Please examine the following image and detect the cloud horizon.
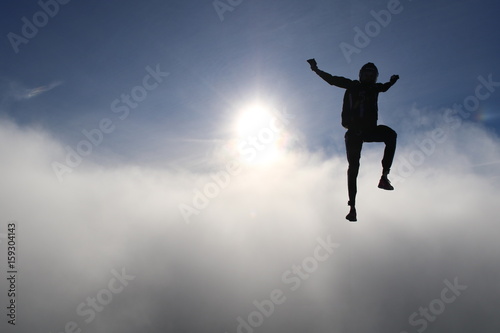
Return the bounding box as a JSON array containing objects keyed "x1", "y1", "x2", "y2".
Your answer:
[{"x1": 1, "y1": 106, "x2": 499, "y2": 332}]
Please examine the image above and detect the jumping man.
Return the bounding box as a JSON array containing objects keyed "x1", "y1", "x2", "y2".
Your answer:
[{"x1": 307, "y1": 59, "x2": 399, "y2": 222}]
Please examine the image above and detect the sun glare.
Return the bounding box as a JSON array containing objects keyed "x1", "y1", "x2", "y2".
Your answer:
[
  {"x1": 230, "y1": 103, "x2": 293, "y2": 166},
  {"x1": 236, "y1": 104, "x2": 274, "y2": 137}
]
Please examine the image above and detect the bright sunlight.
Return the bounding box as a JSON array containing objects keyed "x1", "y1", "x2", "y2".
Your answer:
[{"x1": 231, "y1": 102, "x2": 294, "y2": 166}]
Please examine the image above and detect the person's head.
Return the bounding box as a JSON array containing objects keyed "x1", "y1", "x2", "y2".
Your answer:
[{"x1": 359, "y1": 62, "x2": 379, "y2": 84}]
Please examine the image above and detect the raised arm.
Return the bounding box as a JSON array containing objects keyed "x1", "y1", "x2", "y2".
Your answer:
[
  {"x1": 378, "y1": 75, "x2": 400, "y2": 92},
  {"x1": 307, "y1": 58, "x2": 354, "y2": 89}
]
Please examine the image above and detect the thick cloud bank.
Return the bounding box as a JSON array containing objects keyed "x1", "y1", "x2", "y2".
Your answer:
[{"x1": 0, "y1": 115, "x2": 499, "y2": 333}]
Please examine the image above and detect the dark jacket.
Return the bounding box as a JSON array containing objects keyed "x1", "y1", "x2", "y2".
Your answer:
[{"x1": 314, "y1": 69, "x2": 395, "y2": 130}]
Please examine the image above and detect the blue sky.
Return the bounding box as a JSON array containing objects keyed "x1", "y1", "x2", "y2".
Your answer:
[
  {"x1": 2, "y1": 0, "x2": 499, "y2": 162},
  {"x1": 1, "y1": 1, "x2": 500, "y2": 332}
]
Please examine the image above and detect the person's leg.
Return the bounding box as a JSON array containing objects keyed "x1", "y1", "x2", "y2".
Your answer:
[
  {"x1": 345, "y1": 130, "x2": 363, "y2": 221},
  {"x1": 379, "y1": 125, "x2": 397, "y2": 176},
  {"x1": 363, "y1": 125, "x2": 397, "y2": 189}
]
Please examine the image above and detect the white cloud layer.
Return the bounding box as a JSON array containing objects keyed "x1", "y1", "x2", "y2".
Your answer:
[{"x1": 0, "y1": 113, "x2": 499, "y2": 333}]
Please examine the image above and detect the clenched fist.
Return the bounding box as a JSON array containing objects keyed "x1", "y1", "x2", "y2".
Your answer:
[{"x1": 390, "y1": 75, "x2": 399, "y2": 84}]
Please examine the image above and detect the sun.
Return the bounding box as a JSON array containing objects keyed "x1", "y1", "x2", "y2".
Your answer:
[
  {"x1": 236, "y1": 104, "x2": 275, "y2": 137},
  {"x1": 230, "y1": 102, "x2": 293, "y2": 166}
]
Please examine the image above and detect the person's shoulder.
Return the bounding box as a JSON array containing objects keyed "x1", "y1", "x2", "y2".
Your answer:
[
  {"x1": 374, "y1": 82, "x2": 389, "y2": 91},
  {"x1": 345, "y1": 80, "x2": 361, "y2": 89}
]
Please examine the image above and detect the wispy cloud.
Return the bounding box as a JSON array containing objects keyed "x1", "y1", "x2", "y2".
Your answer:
[
  {"x1": 23, "y1": 80, "x2": 63, "y2": 99},
  {"x1": 1, "y1": 78, "x2": 62, "y2": 103}
]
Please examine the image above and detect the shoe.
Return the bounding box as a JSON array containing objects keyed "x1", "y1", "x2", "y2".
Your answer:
[
  {"x1": 346, "y1": 206, "x2": 357, "y2": 222},
  {"x1": 378, "y1": 176, "x2": 394, "y2": 190}
]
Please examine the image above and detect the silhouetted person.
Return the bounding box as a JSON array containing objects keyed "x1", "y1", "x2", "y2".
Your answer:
[{"x1": 307, "y1": 59, "x2": 399, "y2": 221}]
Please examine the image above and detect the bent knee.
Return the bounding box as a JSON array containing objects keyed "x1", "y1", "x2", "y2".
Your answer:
[
  {"x1": 389, "y1": 129, "x2": 397, "y2": 140},
  {"x1": 382, "y1": 126, "x2": 397, "y2": 140}
]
